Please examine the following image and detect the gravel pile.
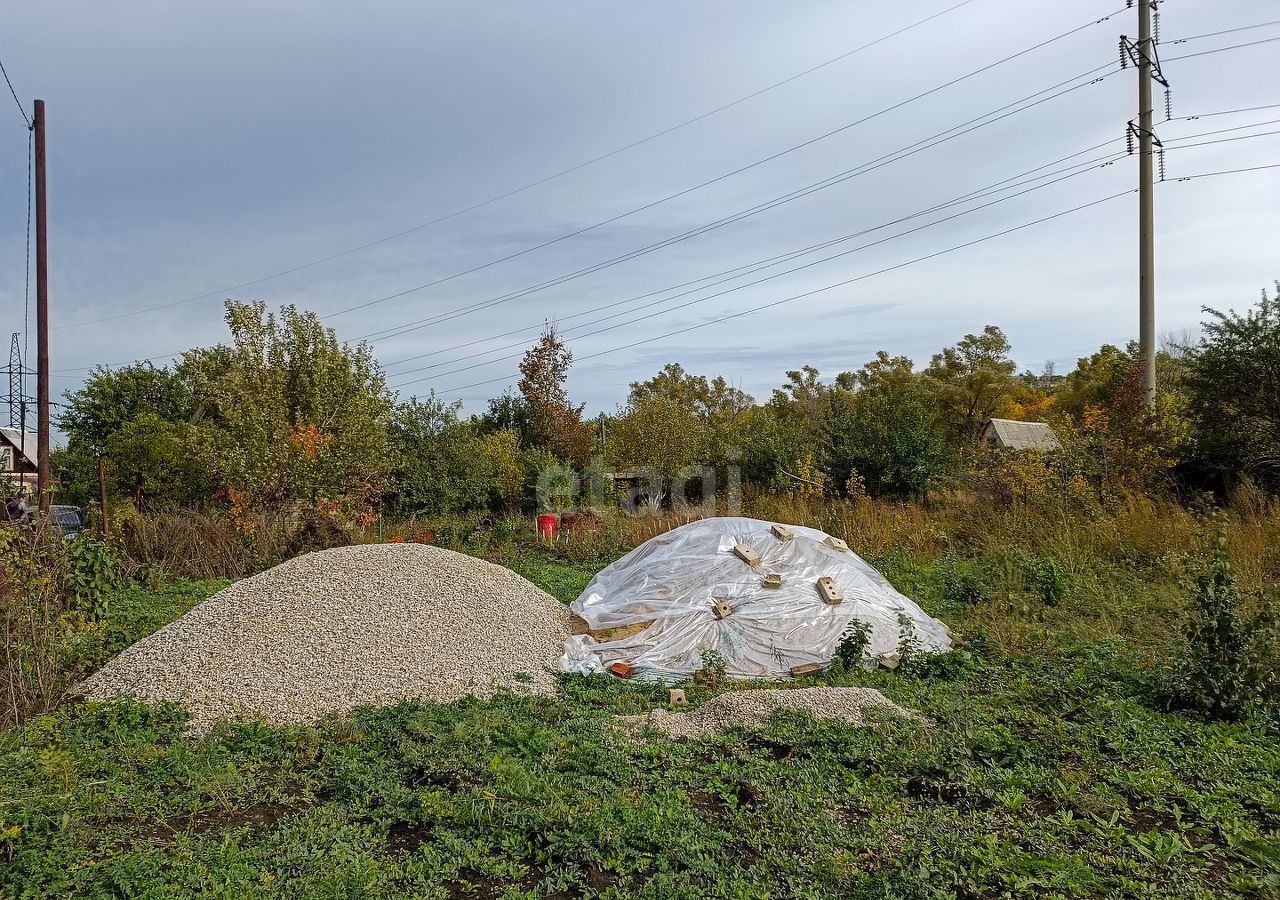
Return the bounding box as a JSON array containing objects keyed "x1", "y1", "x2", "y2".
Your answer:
[
  {"x1": 623, "y1": 687, "x2": 910, "y2": 739},
  {"x1": 76, "y1": 543, "x2": 575, "y2": 731}
]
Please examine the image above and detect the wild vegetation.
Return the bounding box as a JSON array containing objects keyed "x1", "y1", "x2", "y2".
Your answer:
[{"x1": 0, "y1": 285, "x2": 1277, "y2": 896}]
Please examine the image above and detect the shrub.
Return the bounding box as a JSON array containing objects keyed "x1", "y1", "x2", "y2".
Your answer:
[
  {"x1": 940, "y1": 554, "x2": 988, "y2": 606},
  {"x1": 61, "y1": 537, "x2": 122, "y2": 620},
  {"x1": 1021, "y1": 553, "x2": 1070, "y2": 606},
  {"x1": 1168, "y1": 541, "x2": 1271, "y2": 720},
  {"x1": 834, "y1": 621, "x2": 872, "y2": 670}
]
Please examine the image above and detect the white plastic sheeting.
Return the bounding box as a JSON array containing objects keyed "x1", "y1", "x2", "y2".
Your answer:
[{"x1": 560, "y1": 516, "x2": 951, "y2": 681}]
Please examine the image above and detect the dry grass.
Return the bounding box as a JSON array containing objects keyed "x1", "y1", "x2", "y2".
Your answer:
[
  {"x1": 112, "y1": 508, "x2": 286, "y2": 579},
  {"x1": 1, "y1": 530, "x2": 72, "y2": 727}
]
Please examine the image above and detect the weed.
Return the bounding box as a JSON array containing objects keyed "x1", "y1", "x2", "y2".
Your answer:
[{"x1": 834, "y1": 621, "x2": 872, "y2": 670}]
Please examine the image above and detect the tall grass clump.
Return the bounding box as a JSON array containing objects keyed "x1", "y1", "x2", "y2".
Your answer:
[{"x1": 112, "y1": 508, "x2": 285, "y2": 579}]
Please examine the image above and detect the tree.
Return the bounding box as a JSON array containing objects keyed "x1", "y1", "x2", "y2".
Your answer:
[
  {"x1": 517, "y1": 327, "x2": 591, "y2": 464},
  {"x1": 629, "y1": 363, "x2": 753, "y2": 422},
  {"x1": 825, "y1": 355, "x2": 957, "y2": 500},
  {"x1": 58, "y1": 363, "x2": 195, "y2": 456},
  {"x1": 57, "y1": 363, "x2": 205, "y2": 505},
  {"x1": 386, "y1": 392, "x2": 490, "y2": 516},
  {"x1": 610, "y1": 396, "x2": 711, "y2": 480},
  {"x1": 924, "y1": 326, "x2": 1017, "y2": 440},
  {"x1": 479, "y1": 390, "x2": 533, "y2": 446},
  {"x1": 1184, "y1": 285, "x2": 1280, "y2": 491},
  {"x1": 183, "y1": 300, "x2": 393, "y2": 517},
  {"x1": 102, "y1": 413, "x2": 216, "y2": 508}
]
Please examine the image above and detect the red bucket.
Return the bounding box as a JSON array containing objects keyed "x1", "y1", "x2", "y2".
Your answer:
[{"x1": 537, "y1": 513, "x2": 558, "y2": 540}]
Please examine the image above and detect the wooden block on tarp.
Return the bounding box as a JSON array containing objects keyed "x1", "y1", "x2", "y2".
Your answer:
[
  {"x1": 770, "y1": 523, "x2": 794, "y2": 542},
  {"x1": 589, "y1": 620, "x2": 655, "y2": 643},
  {"x1": 879, "y1": 653, "x2": 902, "y2": 671},
  {"x1": 816, "y1": 576, "x2": 844, "y2": 605},
  {"x1": 733, "y1": 543, "x2": 762, "y2": 567},
  {"x1": 668, "y1": 688, "x2": 688, "y2": 707},
  {"x1": 711, "y1": 599, "x2": 734, "y2": 619},
  {"x1": 825, "y1": 536, "x2": 850, "y2": 553},
  {"x1": 789, "y1": 662, "x2": 824, "y2": 678},
  {"x1": 761, "y1": 572, "x2": 783, "y2": 589}
]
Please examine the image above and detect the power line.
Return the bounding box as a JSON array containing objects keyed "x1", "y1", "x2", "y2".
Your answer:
[
  {"x1": 318, "y1": 8, "x2": 1125, "y2": 324},
  {"x1": 57, "y1": 4, "x2": 1126, "y2": 331},
  {"x1": 434, "y1": 190, "x2": 1137, "y2": 396},
  {"x1": 364, "y1": 60, "x2": 1123, "y2": 347},
  {"x1": 1179, "y1": 102, "x2": 1280, "y2": 120},
  {"x1": 0, "y1": 49, "x2": 30, "y2": 128},
  {"x1": 1163, "y1": 34, "x2": 1280, "y2": 63},
  {"x1": 381, "y1": 117, "x2": 1280, "y2": 376},
  {"x1": 68, "y1": 54, "x2": 1126, "y2": 374},
  {"x1": 390, "y1": 149, "x2": 1129, "y2": 384},
  {"x1": 1168, "y1": 161, "x2": 1280, "y2": 182},
  {"x1": 1161, "y1": 19, "x2": 1280, "y2": 45},
  {"x1": 48, "y1": 0, "x2": 988, "y2": 331},
  {"x1": 434, "y1": 156, "x2": 1280, "y2": 398}
]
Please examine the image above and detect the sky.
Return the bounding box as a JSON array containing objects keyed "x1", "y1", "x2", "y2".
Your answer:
[{"x1": 1, "y1": 0, "x2": 1278, "y2": 424}]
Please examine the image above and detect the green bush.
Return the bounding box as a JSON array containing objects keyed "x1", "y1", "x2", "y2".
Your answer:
[
  {"x1": 61, "y1": 538, "x2": 121, "y2": 621},
  {"x1": 834, "y1": 620, "x2": 872, "y2": 670},
  {"x1": 939, "y1": 554, "x2": 989, "y2": 606},
  {"x1": 1021, "y1": 553, "x2": 1070, "y2": 606},
  {"x1": 1169, "y1": 542, "x2": 1271, "y2": 721}
]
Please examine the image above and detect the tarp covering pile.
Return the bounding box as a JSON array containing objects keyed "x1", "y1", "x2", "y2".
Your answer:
[{"x1": 561, "y1": 516, "x2": 951, "y2": 681}]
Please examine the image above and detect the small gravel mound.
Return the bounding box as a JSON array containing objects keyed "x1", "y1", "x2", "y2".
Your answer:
[
  {"x1": 76, "y1": 544, "x2": 574, "y2": 731},
  {"x1": 623, "y1": 687, "x2": 911, "y2": 739}
]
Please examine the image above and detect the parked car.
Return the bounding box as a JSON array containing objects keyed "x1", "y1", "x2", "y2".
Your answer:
[{"x1": 50, "y1": 504, "x2": 88, "y2": 538}]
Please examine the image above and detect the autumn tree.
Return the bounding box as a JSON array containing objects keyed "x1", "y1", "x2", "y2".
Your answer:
[
  {"x1": 183, "y1": 300, "x2": 393, "y2": 517},
  {"x1": 517, "y1": 327, "x2": 592, "y2": 464}
]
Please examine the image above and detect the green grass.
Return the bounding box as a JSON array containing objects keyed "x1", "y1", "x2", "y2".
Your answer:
[{"x1": 1, "y1": 549, "x2": 1277, "y2": 899}]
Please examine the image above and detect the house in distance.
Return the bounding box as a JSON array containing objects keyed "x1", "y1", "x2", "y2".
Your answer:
[{"x1": 977, "y1": 418, "x2": 1062, "y2": 452}]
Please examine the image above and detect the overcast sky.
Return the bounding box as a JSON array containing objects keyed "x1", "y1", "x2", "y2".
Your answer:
[{"x1": 2, "y1": 0, "x2": 1278, "y2": 421}]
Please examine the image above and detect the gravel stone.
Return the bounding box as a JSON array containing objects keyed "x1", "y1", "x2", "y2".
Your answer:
[
  {"x1": 622, "y1": 687, "x2": 911, "y2": 739},
  {"x1": 76, "y1": 544, "x2": 574, "y2": 731}
]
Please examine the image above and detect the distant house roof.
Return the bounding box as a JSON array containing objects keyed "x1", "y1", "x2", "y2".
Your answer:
[
  {"x1": 980, "y1": 418, "x2": 1061, "y2": 451},
  {"x1": 0, "y1": 428, "x2": 38, "y2": 471}
]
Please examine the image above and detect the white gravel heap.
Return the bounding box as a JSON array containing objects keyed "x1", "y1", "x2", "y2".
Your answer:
[
  {"x1": 623, "y1": 687, "x2": 910, "y2": 740},
  {"x1": 77, "y1": 543, "x2": 575, "y2": 731}
]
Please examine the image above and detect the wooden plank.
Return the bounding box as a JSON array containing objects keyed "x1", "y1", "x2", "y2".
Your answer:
[
  {"x1": 733, "y1": 542, "x2": 762, "y2": 567},
  {"x1": 711, "y1": 599, "x2": 734, "y2": 619},
  {"x1": 761, "y1": 572, "x2": 783, "y2": 589},
  {"x1": 789, "y1": 662, "x2": 824, "y2": 677},
  {"x1": 825, "y1": 536, "x2": 850, "y2": 553},
  {"x1": 770, "y1": 523, "x2": 794, "y2": 542}
]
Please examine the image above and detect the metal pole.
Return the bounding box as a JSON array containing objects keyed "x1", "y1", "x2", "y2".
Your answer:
[
  {"x1": 33, "y1": 99, "x2": 51, "y2": 514},
  {"x1": 1137, "y1": 0, "x2": 1156, "y2": 406}
]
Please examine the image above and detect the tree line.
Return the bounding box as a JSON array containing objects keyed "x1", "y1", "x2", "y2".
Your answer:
[{"x1": 52, "y1": 284, "x2": 1280, "y2": 523}]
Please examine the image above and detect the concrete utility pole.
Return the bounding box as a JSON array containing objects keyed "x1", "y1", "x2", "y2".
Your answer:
[
  {"x1": 1137, "y1": 0, "x2": 1156, "y2": 407},
  {"x1": 33, "y1": 99, "x2": 50, "y2": 514}
]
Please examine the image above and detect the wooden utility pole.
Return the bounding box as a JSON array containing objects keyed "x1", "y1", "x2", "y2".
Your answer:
[
  {"x1": 1137, "y1": 0, "x2": 1156, "y2": 407},
  {"x1": 33, "y1": 99, "x2": 50, "y2": 514},
  {"x1": 97, "y1": 457, "x2": 110, "y2": 541}
]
